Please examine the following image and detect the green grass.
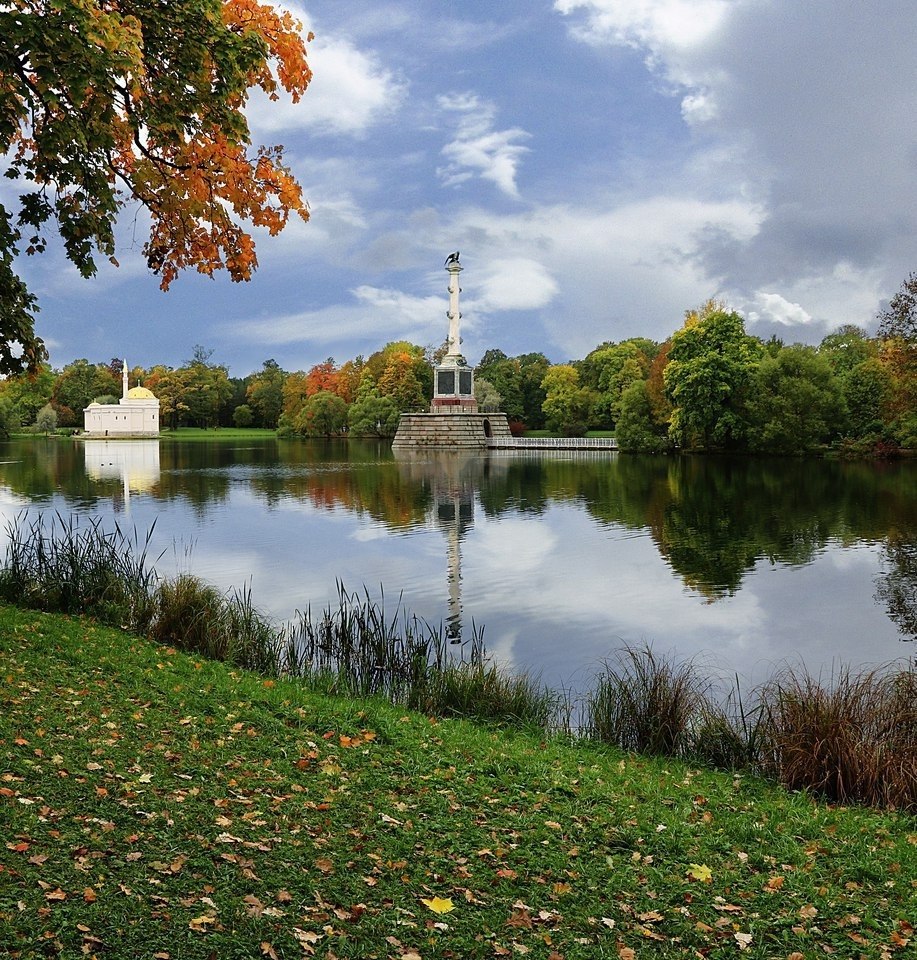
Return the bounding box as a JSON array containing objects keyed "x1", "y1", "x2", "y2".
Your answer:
[
  {"x1": 2, "y1": 606, "x2": 916, "y2": 959},
  {"x1": 159, "y1": 427, "x2": 278, "y2": 440}
]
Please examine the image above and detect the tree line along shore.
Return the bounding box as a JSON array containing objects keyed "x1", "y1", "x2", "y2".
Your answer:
[{"x1": 4, "y1": 287, "x2": 917, "y2": 456}]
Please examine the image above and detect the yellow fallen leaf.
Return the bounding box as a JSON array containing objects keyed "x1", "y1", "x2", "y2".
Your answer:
[
  {"x1": 687, "y1": 863, "x2": 713, "y2": 883},
  {"x1": 420, "y1": 896, "x2": 454, "y2": 914}
]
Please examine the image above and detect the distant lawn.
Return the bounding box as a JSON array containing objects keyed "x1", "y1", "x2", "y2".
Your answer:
[{"x1": 159, "y1": 427, "x2": 277, "y2": 440}]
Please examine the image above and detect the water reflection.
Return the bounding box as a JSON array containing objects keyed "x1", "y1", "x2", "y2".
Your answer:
[
  {"x1": 395, "y1": 452, "x2": 479, "y2": 641},
  {"x1": 0, "y1": 437, "x2": 915, "y2": 684},
  {"x1": 83, "y1": 440, "x2": 160, "y2": 514}
]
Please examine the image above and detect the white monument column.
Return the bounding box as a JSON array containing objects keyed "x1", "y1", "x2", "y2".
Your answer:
[
  {"x1": 431, "y1": 253, "x2": 476, "y2": 411},
  {"x1": 445, "y1": 258, "x2": 463, "y2": 363}
]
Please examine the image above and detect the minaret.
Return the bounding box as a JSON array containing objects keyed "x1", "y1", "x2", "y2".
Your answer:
[{"x1": 122, "y1": 358, "x2": 129, "y2": 400}]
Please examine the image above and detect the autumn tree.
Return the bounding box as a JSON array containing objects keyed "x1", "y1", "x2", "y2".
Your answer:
[
  {"x1": 368, "y1": 342, "x2": 431, "y2": 412},
  {"x1": 541, "y1": 364, "x2": 595, "y2": 437},
  {"x1": 878, "y1": 273, "x2": 917, "y2": 341},
  {"x1": 144, "y1": 365, "x2": 187, "y2": 431},
  {"x1": 304, "y1": 358, "x2": 341, "y2": 398},
  {"x1": 0, "y1": 0, "x2": 312, "y2": 373},
  {"x1": 296, "y1": 390, "x2": 347, "y2": 437}
]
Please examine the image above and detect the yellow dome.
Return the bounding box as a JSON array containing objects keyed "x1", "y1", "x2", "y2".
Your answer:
[{"x1": 126, "y1": 386, "x2": 156, "y2": 400}]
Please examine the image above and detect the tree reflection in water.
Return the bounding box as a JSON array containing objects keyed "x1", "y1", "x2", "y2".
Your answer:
[{"x1": 2, "y1": 436, "x2": 916, "y2": 644}]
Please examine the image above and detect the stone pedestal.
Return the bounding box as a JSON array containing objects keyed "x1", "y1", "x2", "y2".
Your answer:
[
  {"x1": 392, "y1": 412, "x2": 512, "y2": 450},
  {"x1": 431, "y1": 361, "x2": 477, "y2": 412}
]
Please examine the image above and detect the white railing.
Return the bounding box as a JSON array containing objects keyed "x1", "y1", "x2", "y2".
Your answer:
[{"x1": 488, "y1": 436, "x2": 618, "y2": 450}]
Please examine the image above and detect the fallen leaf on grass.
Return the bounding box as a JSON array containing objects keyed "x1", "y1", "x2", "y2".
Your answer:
[
  {"x1": 734, "y1": 931, "x2": 752, "y2": 950},
  {"x1": 421, "y1": 897, "x2": 454, "y2": 914},
  {"x1": 686, "y1": 863, "x2": 712, "y2": 883}
]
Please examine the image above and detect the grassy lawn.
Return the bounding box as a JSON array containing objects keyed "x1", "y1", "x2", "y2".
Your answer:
[
  {"x1": 1, "y1": 605, "x2": 915, "y2": 959},
  {"x1": 159, "y1": 427, "x2": 278, "y2": 441}
]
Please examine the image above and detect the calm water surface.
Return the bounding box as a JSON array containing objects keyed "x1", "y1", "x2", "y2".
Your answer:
[{"x1": 2, "y1": 436, "x2": 915, "y2": 691}]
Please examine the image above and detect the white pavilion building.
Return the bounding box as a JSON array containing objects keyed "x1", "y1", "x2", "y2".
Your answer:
[{"x1": 83, "y1": 360, "x2": 160, "y2": 437}]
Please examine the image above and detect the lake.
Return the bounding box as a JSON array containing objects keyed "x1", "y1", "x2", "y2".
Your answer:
[{"x1": 1, "y1": 436, "x2": 915, "y2": 693}]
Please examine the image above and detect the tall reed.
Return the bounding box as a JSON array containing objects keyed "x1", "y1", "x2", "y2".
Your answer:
[
  {"x1": 584, "y1": 645, "x2": 716, "y2": 758},
  {"x1": 283, "y1": 585, "x2": 557, "y2": 727},
  {"x1": 0, "y1": 512, "x2": 159, "y2": 632},
  {"x1": 757, "y1": 663, "x2": 917, "y2": 809}
]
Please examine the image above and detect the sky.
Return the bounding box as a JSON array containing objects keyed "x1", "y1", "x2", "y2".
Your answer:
[{"x1": 11, "y1": 0, "x2": 917, "y2": 378}]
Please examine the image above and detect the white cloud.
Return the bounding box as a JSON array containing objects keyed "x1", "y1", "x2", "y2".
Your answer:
[
  {"x1": 246, "y1": 19, "x2": 406, "y2": 137},
  {"x1": 229, "y1": 285, "x2": 445, "y2": 352},
  {"x1": 475, "y1": 258, "x2": 559, "y2": 312},
  {"x1": 554, "y1": 0, "x2": 730, "y2": 51},
  {"x1": 746, "y1": 292, "x2": 812, "y2": 328},
  {"x1": 555, "y1": 0, "x2": 917, "y2": 339},
  {"x1": 437, "y1": 93, "x2": 530, "y2": 198},
  {"x1": 440, "y1": 195, "x2": 762, "y2": 356}
]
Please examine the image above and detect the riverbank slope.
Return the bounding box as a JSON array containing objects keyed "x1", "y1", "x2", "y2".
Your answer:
[{"x1": 1, "y1": 605, "x2": 915, "y2": 958}]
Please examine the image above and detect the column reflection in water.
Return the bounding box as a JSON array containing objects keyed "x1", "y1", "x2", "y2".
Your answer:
[
  {"x1": 393, "y1": 451, "x2": 484, "y2": 643},
  {"x1": 82, "y1": 440, "x2": 161, "y2": 513}
]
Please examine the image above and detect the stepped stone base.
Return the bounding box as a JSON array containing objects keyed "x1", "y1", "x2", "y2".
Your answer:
[{"x1": 392, "y1": 412, "x2": 512, "y2": 450}]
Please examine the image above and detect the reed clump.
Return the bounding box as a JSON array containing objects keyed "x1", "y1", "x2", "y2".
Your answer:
[
  {"x1": 757, "y1": 664, "x2": 917, "y2": 809},
  {"x1": 285, "y1": 587, "x2": 556, "y2": 728},
  {"x1": 0, "y1": 512, "x2": 158, "y2": 631},
  {"x1": 584, "y1": 645, "x2": 715, "y2": 758}
]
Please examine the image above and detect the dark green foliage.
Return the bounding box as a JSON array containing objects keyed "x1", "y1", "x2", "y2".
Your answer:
[
  {"x1": 615, "y1": 380, "x2": 671, "y2": 452},
  {"x1": 665, "y1": 309, "x2": 763, "y2": 451},
  {"x1": 747, "y1": 345, "x2": 845, "y2": 454}
]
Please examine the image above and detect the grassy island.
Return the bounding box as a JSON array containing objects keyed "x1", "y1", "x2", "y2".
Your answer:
[{"x1": 2, "y1": 605, "x2": 916, "y2": 959}]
